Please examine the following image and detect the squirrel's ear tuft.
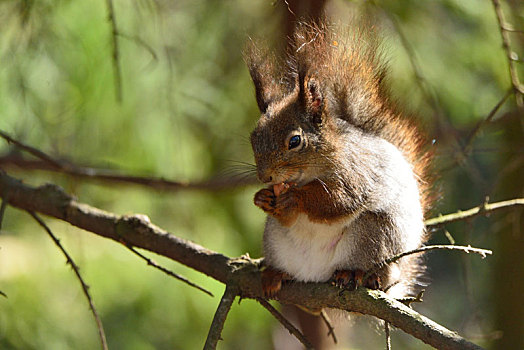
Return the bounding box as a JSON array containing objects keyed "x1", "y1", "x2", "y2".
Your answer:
[
  {"x1": 301, "y1": 76, "x2": 323, "y2": 123},
  {"x1": 244, "y1": 40, "x2": 282, "y2": 114}
]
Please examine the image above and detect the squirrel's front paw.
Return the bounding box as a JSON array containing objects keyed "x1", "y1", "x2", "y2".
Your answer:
[
  {"x1": 255, "y1": 187, "x2": 300, "y2": 226},
  {"x1": 273, "y1": 189, "x2": 299, "y2": 226},
  {"x1": 254, "y1": 188, "x2": 276, "y2": 214}
]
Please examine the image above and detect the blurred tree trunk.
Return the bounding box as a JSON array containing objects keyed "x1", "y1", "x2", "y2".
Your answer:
[
  {"x1": 492, "y1": 108, "x2": 524, "y2": 349},
  {"x1": 273, "y1": 2, "x2": 332, "y2": 348},
  {"x1": 491, "y1": 1, "x2": 524, "y2": 347}
]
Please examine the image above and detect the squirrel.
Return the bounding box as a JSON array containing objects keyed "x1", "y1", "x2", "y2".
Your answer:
[{"x1": 246, "y1": 21, "x2": 431, "y2": 299}]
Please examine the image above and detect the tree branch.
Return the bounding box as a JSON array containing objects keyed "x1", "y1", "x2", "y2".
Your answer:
[
  {"x1": 491, "y1": 0, "x2": 524, "y2": 103},
  {"x1": 0, "y1": 151, "x2": 257, "y2": 191},
  {"x1": 204, "y1": 284, "x2": 238, "y2": 350},
  {"x1": 0, "y1": 130, "x2": 257, "y2": 191},
  {"x1": 425, "y1": 198, "x2": 524, "y2": 228},
  {"x1": 0, "y1": 171, "x2": 483, "y2": 349}
]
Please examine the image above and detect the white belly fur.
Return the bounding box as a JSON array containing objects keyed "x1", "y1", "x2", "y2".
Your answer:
[{"x1": 264, "y1": 213, "x2": 360, "y2": 282}]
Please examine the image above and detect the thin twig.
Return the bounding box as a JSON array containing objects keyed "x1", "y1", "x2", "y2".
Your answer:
[
  {"x1": 125, "y1": 244, "x2": 213, "y2": 297},
  {"x1": 365, "y1": 245, "x2": 492, "y2": 283},
  {"x1": 256, "y1": 298, "x2": 314, "y2": 349},
  {"x1": 117, "y1": 32, "x2": 158, "y2": 63},
  {"x1": 282, "y1": 0, "x2": 297, "y2": 17},
  {"x1": 390, "y1": 245, "x2": 492, "y2": 265},
  {"x1": 386, "y1": 11, "x2": 444, "y2": 121},
  {"x1": 0, "y1": 132, "x2": 257, "y2": 191},
  {"x1": 491, "y1": 0, "x2": 524, "y2": 103},
  {"x1": 425, "y1": 198, "x2": 524, "y2": 228},
  {"x1": 0, "y1": 290, "x2": 7, "y2": 298},
  {"x1": 0, "y1": 130, "x2": 63, "y2": 169},
  {"x1": 385, "y1": 320, "x2": 391, "y2": 350},
  {"x1": 204, "y1": 284, "x2": 238, "y2": 350},
  {"x1": 441, "y1": 89, "x2": 511, "y2": 173},
  {"x1": 105, "y1": 0, "x2": 123, "y2": 102},
  {"x1": 28, "y1": 211, "x2": 108, "y2": 350},
  {"x1": 461, "y1": 89, "x2": 512, "y2": 158},
  {"x1": 0, "y1": 189, "x2": 8, "y2": 231},
  {"x1": 320, "y1": 309, "x2": 337, "y2": 344}
]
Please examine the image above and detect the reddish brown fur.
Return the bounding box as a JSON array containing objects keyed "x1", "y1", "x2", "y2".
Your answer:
[{"x1": 248, "y1": 21, "x2": 432, "y2": 297}]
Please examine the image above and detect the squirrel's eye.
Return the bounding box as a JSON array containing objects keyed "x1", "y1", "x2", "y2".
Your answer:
[{"x1": 288, "y1": 135, "x2": 301, "y2": 150}]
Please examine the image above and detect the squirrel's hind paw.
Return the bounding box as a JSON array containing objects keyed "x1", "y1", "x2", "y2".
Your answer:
[
  {"x1": 331, "y1": 269, "x2": 381, "y2": 290},
  {"x1": 261, "y1": 267, "x2": 286, "y2": 298}
]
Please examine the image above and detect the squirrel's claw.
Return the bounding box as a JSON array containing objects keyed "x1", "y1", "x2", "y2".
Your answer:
[
  {"x1": 364, "y1": 273, "x2": 381, "y2": 290},
  {"x1": 255, "y1": 187, "x2": 299, "y2": 226},
  {"x1": 261, "y1": 267, "x2": 285, "y2": 298},
  {"x1": 331, "y1": 269, "x2": 381, "y2": 290},
  {"x1": 332, "y1": 270, "x2": 357, "y2": 290},
  {"x1": 254, "y1": 188, "x2": 276, "y2": 213},
  {"x1": 272, "y1": 189, "x2": 299, "y2": 226}
]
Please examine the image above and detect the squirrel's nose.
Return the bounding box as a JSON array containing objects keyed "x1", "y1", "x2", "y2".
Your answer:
[{"x1": 257, "y1": 169, "x2": 273, "y2": 183}]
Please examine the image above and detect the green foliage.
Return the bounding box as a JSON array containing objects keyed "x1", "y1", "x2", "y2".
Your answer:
[{"x1": 0, "y1": 0, "x2": 520, "y2": 348}]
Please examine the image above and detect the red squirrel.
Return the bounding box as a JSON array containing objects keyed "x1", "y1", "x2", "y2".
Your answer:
[{"x1": 247, "y1": 22, "x2": 430, "y2": 299}]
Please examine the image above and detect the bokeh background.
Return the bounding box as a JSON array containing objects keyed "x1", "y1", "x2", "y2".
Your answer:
[{"x1": 0, "y1": 0, "x2": 523, "y2": 349}]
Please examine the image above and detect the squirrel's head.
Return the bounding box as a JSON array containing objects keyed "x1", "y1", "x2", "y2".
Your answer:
[
  {"x1": 247, "y1": 21, "x2": 430, "y2": 212},
  {"x1": 249, "y1": 72, "x2": 337, "y2": 185},
  {"x1": 246, "y1": 21, "x2": 391, "y2": 186}
]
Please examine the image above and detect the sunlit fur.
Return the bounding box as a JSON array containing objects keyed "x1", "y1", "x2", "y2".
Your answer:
[{"x1": 248, "y1": 21, "x2": 430, "y2": 297}]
